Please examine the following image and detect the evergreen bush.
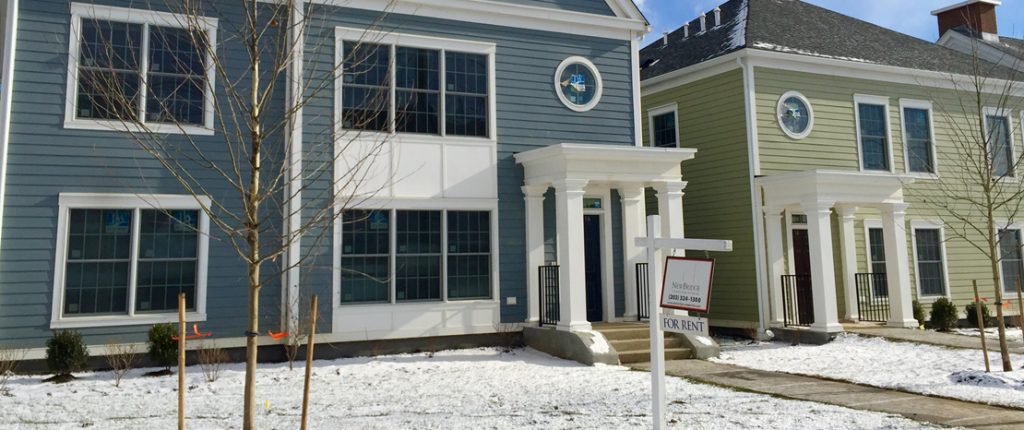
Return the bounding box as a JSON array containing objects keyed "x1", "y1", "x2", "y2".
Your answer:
[
  {"x1": 912, "y1": 300, "x2": 926, "y2": 328},
  {"x1": 929, "y1": 298, "x2": 959, "y2": 331},
  {"x1": 965, "y1": 301, "x2": 996, "y2": 329},
  {"x1": 45, "y1": 330, "x2": 89, "y2": 381},
  {"x1": 148, "y1": 323, "x2": 177, "y2": 371}
]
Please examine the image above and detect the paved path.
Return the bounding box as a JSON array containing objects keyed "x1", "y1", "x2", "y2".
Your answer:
[
  {"x1": 632, "y1": 360, "x2": 1024, "y2": 429},
  {"x1": 846, "y1": 325, "x2": 1024, "y2": 354}
]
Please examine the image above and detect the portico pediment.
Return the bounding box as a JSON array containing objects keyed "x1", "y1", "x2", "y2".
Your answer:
[
  {"x1": 514, "y1": 143, "x2": 696, "y2": 186},
  {"x1": 757, "y1": 169, "x2": 916, "y2": 209}
]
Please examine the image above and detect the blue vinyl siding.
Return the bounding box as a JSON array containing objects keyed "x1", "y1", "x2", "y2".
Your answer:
[
  {"x1": 493, "y1": 0, "x2": 616, "y2": 16},
  {"x1": 0, "y1": 0, "x2": 284, "y2": 348}
]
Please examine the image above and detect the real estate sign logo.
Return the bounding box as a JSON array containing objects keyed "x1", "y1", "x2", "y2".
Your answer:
[{"x1": 660, "y1": 257, "x2": 715, "y2": 313}]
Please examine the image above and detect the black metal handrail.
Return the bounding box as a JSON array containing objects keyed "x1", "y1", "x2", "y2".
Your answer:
[
  {"x1": 855, "y1": 272, "x2": 890, "y2": 323},
  {"x1": 539, "y1": 265, "x2": 560, "y2": 326},
  {"x1": 781, "y1": 274, "x2": 813, "y2": 327},
  {"x1": 636, "y1": 263, "x2": 649, "y2": 320}
]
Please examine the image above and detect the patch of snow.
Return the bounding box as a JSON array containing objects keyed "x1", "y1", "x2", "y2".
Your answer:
[
  {"x1": 694, "y1": 335, "x2": 714, "y2": 346},
  {"x1": 712, "y1": 333, "x2": 1024, "y2": 408},
  {"x1": 581, "y1": 330, "x2": 611, "y2": 354},
  {"x1": 750, "y1": 41, "x2": 876, "y2": 64},
  {"x1": 725, "y1": 0, "x2": 748, "y2": 51},
  {"x1": 954, "y1": 327, "x2": 1024, "y2": 344},
  {"x1": 0, "y1": 347, "x2": 948, "y2": 429}
]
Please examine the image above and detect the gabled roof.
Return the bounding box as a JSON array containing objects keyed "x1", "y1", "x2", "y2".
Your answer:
[
  {"x1": 950, "y1": 26, "x2": 1024, "y2": 62},
  {"x1": 640, "y1": 0, "x2": 1017, "y2": 81}
]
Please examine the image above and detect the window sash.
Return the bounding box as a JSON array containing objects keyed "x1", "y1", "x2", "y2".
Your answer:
[
  {"x1": 903, "y1": 107, "x2": 934, "y2": 173},
  {"x1": 914, "y1": 229, "x2": 946, "y2": 296},
  {"x1": 999, "y1": 229, "x2": 1024, "y2": 293},
  {"x1": 858, "y1": 103, "x2": 890, "y2": 171},
  {"x1": 341, "y1": 39, "x2": 490, "y2": 138},
  {"x1": 62, "y1": 208, "x2": 200, "y2": 318},
  {"x1": 652, "y1": 112, "x2": 677, "y2": 148},
  {"x1": 75, "y1": 18, "x2": 209, "y2": 126},
  {"x1": 987, "y1": 115, "x2": 1014, "y2": 177}
]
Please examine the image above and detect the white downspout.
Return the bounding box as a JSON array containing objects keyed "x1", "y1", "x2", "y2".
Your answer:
[
  {"x1": 739, "y1": 56, "x2": 770, "y2": 339},
  {"x1": 631, "y1": 32, "x2": 644, "y2": 146},
  {"x1": 0, "y1": 0, "x2": 19, "y2": 253},
  {"x1": 284, "y1": 0, "x2": 305, "y2": 334}
]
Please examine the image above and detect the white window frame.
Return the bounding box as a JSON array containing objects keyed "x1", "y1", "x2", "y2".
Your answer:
[
  {"x1": 777, "y1": 91, "x2": 814, "y2": 140},
  {"x1": 334, "y1": 27, "x2": 497, "y2": 143},
  {"x1": 647, "y1": 103, "x2": 679, "y2": 148},
  {"x1": 554, "y1": 56, "x2": 603, "y2": 113},
  {"x1": 861, "y1": 219, "x2": 884, "y2": 273},
  {"x1": 64, "y1": 3, "x2": 218, "y2": 135},
  {"x1": 50, "y1": 193, "x2": 211, "y2": 329},
  {"x1": 909, "y1": 220, "x2": 951, "y2": 301},
  {"x1": 333, "y1": 201, "x2": 500, "y2": 308},
  {"x1": 995, "y1": 221, "x2": 1024, "y2": 294},
  {"x1": 983, "y1": 106, "x2": 1018, "y2": 179},
  {"x1": 854, "y1": 94, "x2": 896, "y2": 173},
  {"x1": 899, "y1": 99, "x2": 939, "y2": 178}
]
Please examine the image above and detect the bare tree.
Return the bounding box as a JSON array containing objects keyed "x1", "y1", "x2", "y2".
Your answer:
[
  {"x1": 72, "y1": 1, "x2": 397, "y2": 426},
  {"x1": 104, "y1": 342, "x2": 138, "y2": 388},
  {"x1": 917, "y1": 36, "x2": 1024, "y2": 372}
]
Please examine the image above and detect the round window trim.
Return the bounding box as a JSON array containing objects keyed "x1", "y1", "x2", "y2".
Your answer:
[
  {"x1": 554, "y1": 56, "x2": 603, "y2": 112},
  {"x1": 777, "y1": 91, "x2": 814, "y2": 140}
]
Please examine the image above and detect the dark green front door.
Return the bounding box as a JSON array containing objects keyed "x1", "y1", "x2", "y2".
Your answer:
[{"x1": 584, "y1": 215, "x2": 603, "y2": 322}]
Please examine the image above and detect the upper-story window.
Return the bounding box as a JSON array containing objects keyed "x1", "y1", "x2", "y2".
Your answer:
[
  {"x1": 984, "y1": 108, "x2": 1015, "y2": 178},
  {"x1": 66, "y1": 3, "x2": 217, "y2": 134},
  {"x1": 338, "y1": 28, "x2": 495, "y2": 139},
  {"x1": 901, "y1": 100, "x2": 936, "y2": 175},
  {"x1": 855, "y1": 95, "x2": 892, "y2": 172},
  {"x1": 648, "y1": 104, "x2": 678, "y2": 148}
]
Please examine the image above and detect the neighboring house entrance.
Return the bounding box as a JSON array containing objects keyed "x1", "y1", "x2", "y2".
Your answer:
[
  {"x1": 584, "y1": 214, "x2": 603, "y2": 322},
  {"x1": 791, "y1": 229, "x2": 815, "y2": 325}
]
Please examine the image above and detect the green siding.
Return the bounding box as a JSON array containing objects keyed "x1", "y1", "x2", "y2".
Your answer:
[
  {"x1": 755, "y1": 67, "x2": 1024, "y2": 313},
  {"x1": 642, "y1": 70, "x2": 760, "y2": 327}
]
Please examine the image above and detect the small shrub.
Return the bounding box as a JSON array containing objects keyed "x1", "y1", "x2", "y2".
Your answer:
[
  {"x1": 197, "y1": 342, "x2": 229, "y2": 383},
  {"x1": 930, "y1": 298, "x2": 959, "y2": 331},
  {"x1": 104, "y1": 343, "x2": 137, "y2": 388},
  {"x1": 965, "y1": 302, "x2": 996, "y2": 329},
  {"x1": 912, "y1": 300, "x2": 926, "y2": 328},
  {"x1": 0, "y1": 347, "x2": 25, "y2": 394},
  {"x1": 147, "y1": 323, "x2": 177, "y2": 373},
  {"x1": 45, "y1": 330, "x2": 89, "y2": 382},
  {"x1": 493, "y1": 323, "x2": 523, "y2": 353}
]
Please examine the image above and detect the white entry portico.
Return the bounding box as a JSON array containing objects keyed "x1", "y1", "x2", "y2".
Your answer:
[
  {"x1": 515, "y1": 143, "x2": 696, "y2": 332},
  {"x1": 758, "y1": 170, "x2": 919, "y2": 334}
]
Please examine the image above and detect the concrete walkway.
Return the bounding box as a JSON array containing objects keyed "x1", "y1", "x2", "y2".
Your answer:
[
  {"x1": 632, "y1": 360, "x2": 1024, "y2": 429},
  {"x1": 846, "y1": 325, "x2": 1024, "y2": 354}
]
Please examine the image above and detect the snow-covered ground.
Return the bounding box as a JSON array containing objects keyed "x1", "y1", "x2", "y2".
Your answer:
[
  {"x1": 712, "y1": 334, "x2": 1024, "y2": 409},
  {"x1": 954, "y1": 327, "x2": 1024, "y2": 344},
  {"x1": 0, "y1": 347, "x2": 946, "y2": 429}
]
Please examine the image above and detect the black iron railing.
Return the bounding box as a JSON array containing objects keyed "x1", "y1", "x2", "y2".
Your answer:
[
  {"x1": 855, "y1": 272, "x2": 890, "y2": 323},
  {"x1": 636, "y1": 262, "x2": 650, "y2": 320},
  {"x1": 781, "y1": 274, "x2": 814, "y2": 327},
  {"x1": 538, "y1": 265, "x2": 560, "y2": 326}
]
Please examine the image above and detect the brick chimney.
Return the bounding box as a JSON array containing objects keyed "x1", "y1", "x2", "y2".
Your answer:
[{"x1": 932, "y1": 0, "x2": 1000, "y2": 42}]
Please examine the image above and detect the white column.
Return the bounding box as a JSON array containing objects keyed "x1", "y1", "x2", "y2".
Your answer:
[
  {"x1": 522, "y1": 184, "x2": 548, "y2": 325},
  {"x1": 554, "y1": 178, "x2": 591, "y2": 331},
  {"x1": 763, "y1": 206, "x2": 786, "y2": 326},
  {"x1": 836, "y1": 205, "x2": 859, "y2": 322},
  {"x1": 620, "y1": 186, "x2": 646, "y2": 321},
  {"x1": 882, "y1": 203, "x2": 917, "y2": 328},
  {"x1": 653, "y1": 181, "x2": 687, "y2": 245},
  {"x1": 801, "y1": 201, "x2": 843, "y2": 333}
]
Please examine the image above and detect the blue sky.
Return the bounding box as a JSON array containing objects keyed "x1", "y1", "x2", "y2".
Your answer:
[{"x1": 636, "y1": 0, "x2": 1024, "y2": 47}]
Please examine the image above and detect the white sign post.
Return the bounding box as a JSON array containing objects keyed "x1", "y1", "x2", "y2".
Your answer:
[{"x1": 636, "y1": 215, "x2": 731, "y2": 430}]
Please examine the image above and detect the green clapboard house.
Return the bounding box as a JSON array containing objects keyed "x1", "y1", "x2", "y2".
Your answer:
[{"x1": 640, "y1": 0, "x2": 1024, "y2": 341}]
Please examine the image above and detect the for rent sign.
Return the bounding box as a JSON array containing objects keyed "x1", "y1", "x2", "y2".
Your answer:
[
  {"x1": 660, "y1": 257, "x2": 714, "y2": 313},
  {"x1": 660, "y1": 314, "x2": 709, "y2": 336}
]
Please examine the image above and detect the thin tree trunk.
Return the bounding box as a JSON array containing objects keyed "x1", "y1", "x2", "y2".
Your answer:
[
  {"x1": 243, "y1": 1, "x2": 263, "y2": 425},
  {"x1": 988, "y1": 210, "x2": 1013, "y2": 371}
]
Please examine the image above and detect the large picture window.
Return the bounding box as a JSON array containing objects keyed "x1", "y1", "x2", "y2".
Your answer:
[
  {"x1": 913, "y1": 227, "x2": 947, "y2": 297},
  {"x1": 339, "y1": 209, "x2": 493, "y2": 304},
  {"x1": 53, "y1": 194, "x2": 209, "y2": 328},
  {"x1": 67, "y1": 3, "x2": 216, "y2": 133},
  {"x1": 338, "y1": 28, "x2": 494, "y2": 139},
  {"x1": 856, "y1": 96, "x2": 891, "y2": 171}
]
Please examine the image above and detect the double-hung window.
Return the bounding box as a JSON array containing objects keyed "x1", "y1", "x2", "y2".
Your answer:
[
  {"x1": 67, "y1": 3, "x2": 216, "y2": 133},
  {"x1": 901, "y1": 100, "x2": 936, "y2": 175},
  {"x1": 866, "y1": 227, "x2": 888, "y2": 296},
  {"x1": 338, "y1": 28, "x2": 494, "y2": 139},
  {"x1": 340, "y1": 209, "x2": 493, "y2": 304},
  {"x1": 999, "y1": 228, "x2": 1024, "y2": 294},
  {"x1": 985, "y1": 108, "x2": 1015, "y2": 178},
  {"x1": 648, "y1": 105, "x2": 678, "y2": 148},
  {"x1": 53, "y1": 194, "x2": 209, "y2": 328},
  {"x1": 912, "y1": 225, "x2": 947, "y2": 297},
  {"x1": 855, "y1": 95, "x2": 892, "y2": 171}
]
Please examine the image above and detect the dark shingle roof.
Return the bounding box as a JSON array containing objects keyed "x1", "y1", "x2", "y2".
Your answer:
[{"x1": 640, "y1": 0, "x2": 1018, "y2": 81}]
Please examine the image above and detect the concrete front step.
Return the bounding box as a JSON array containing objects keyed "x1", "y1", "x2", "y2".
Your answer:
[
  {"x1": 618, "y1": 347, "x2": 692, "y2": 364},
  {"x1": 594, "y1": 326, "x2": 652, "y2": 341},
  {"x1": 608, "y1": 337, "x2": 684, "y2": 351}
]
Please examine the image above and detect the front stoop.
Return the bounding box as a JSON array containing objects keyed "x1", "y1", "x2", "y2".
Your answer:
[{"x1": 591, "y1": 323, "x2": 692, "y2": 364}]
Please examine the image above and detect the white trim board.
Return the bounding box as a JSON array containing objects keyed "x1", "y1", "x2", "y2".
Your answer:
[
  {"x1": 0, "y1": 0, "x2": 18, "y2": 257},
  {"x1": 268, "y1": 0, "x2": 648, "y2": 40},
  {"x1": 50, "y1": 193, "x2": 212, "y2": 329}
]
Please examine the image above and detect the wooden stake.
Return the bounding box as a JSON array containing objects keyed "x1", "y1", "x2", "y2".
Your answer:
[
  {"x1": 178, "y1": 293, "x2": 186, "y2": 430},
  {"x1": 973, "y1": 281, "x2": 991, "y2": 373},
  {"x1": 1016, "y1": 281, "x2": 1024, "y2": 333},
  {"x1": 300, "y1": 295, "x2": 318, "y2": 430}
]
